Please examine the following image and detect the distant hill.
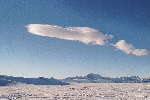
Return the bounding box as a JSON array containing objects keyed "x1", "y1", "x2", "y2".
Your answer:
[
  {"x1": 0, "y1": 75, "x2": 69, "y2": 86},
  {"x1": 60, "y1": 73, "x2": 150, "y2": 83},
  {"x1": 1, "y1": 73, "x2": 150, "y2": 86}
]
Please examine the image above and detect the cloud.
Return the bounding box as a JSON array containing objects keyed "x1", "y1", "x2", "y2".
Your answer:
[
  {"x1": 114, "y1": 40, "x2": 148, "y2": 56},
  {"x1": 26, "y1": 24, "x2": 113, "y2": 45},
  {"x1": 26, "y1": 24, "x2": 148, "y2": 56}
]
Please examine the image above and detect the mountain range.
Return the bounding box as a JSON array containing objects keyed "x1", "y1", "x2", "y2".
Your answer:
[
  {"x1": 60, "y1": 73, "x2": 150, "y2": 83},
  {"x1": 0, "y1": 75, "x2": 69, "y2": 86},
  {"x1": 0, "y1": 73, "x2": 150, "y2": 86}
]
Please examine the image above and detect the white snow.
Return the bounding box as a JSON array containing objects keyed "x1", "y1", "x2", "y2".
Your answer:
[{"x1": 0, "y1": 83, "x2": 150, "y2": 100}]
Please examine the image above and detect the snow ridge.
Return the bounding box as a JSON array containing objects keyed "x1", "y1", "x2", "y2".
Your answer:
[
  {"x1": 60, "y1": 73, "x2": 150, "y2": 83},
  {"x1": 0, "y1": 75, "x2": 69, "y2": 86},
  {"x1": 1, "y1": 73, "x2": 150, "y2": 86}
]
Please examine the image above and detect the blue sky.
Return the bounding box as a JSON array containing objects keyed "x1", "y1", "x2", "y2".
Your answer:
[{"x1": 0, "y1": 0, "x2": 150, "y2": 79}]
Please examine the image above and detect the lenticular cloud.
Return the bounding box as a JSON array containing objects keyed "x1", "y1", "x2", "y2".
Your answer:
[
  {"x1": 26, "y1": 24, "x2": 113, "y2": 45},
  {"x1": 26, "y1": 24, "x2": 148, "y2": 56},
  {"x1": 114, "y1": 40, "x2": 148, "y2": 56}
]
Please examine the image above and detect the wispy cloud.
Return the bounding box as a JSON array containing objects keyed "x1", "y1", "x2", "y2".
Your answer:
[
  {"x1": 26, "y1": 24, "x2": 113, "y2": 45},
  {"x1": 114, "y1": 40, "x2": 148, "y2": 56},
  {"x1": 26, "y1": 24, "x2": 148, "y2": 56}
]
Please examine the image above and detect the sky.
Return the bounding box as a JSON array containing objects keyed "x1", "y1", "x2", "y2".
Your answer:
[{"x1": 0, "y1": 0, "x2": 150, "y2": 79}]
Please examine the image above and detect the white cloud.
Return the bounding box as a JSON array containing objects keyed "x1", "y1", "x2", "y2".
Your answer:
[
  {"x1": 132, "y1": 49, "x2": 149, "y2": 56},
  {"x1": 26, "y1": 24, "x2": 148, "y2": 56},
  {"x1": 26, "y1": 24, "x2": 113, "y2": 45},
  {"x1": 114, "y1": 40, "x2": 148, "y2": 56}
]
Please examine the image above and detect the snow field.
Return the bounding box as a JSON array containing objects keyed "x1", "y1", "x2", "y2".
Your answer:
[{"x1": 0, "y1": 83, "x2": 150, "y2": 100}]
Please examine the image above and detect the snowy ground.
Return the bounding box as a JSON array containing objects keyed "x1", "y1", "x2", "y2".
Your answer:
[{"x1": 0, "y1": 83, "x2": 150, "y2": 100}]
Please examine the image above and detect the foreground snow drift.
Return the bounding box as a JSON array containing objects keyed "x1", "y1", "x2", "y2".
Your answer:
[{"x1": 0, "y1": 83, "x2": 150, "y2": 100}]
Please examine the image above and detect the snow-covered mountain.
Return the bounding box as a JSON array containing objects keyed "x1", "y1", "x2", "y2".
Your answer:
[
  {"x1": 142, "y1": 77, "x2": 150, "y2": 83},
  {"x1": 0, "y1": 75, "x2": 69, "y2": 86},
  {"x1": 112, "y1": 76, "x2": 142, "y2": 83},
  {"x1": 1, "y1": 73, "x2": 149, "y2": 86},
  {"x1": 60, "y1": 73, "x2": 114, "y2": 83},
  {"x1": 60, "y1": 73, "x2": 149, "y2": 83}
]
